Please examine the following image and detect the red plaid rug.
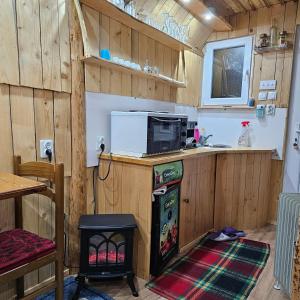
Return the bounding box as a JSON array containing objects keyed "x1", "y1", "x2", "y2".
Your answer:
[{"x1": 147, "y1": 236, "x2": 270, "y2": 300}]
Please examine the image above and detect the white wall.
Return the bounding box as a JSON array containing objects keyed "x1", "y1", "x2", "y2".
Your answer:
[
  {"x1": 86, "y1": 92, "x2": 176, "y2": 167},
  {"x1": 195, "y1": 108, "x2": 287, "y2": 159},
  {"x1": 283, "y1": 26, "x2": 300, "y2": 193},
  {"x1": 86, "y1": 91, "x2": 287, "y2": 166}
]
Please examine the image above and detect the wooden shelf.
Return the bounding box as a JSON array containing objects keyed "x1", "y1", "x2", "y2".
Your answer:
[
  {"x1": 82, "y1": 55, "x2": 186, "y2": 88},
  {"x1": 254, "y1": 45, "x2": 293, "y2": 54},
  {"x1": 80, "y1": 0, "x2": 193, "y2": 51}
]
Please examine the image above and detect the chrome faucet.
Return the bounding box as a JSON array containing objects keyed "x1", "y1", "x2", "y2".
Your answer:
[{"x1": 199, "y1": 134, "x2": 213, "y2": 146}]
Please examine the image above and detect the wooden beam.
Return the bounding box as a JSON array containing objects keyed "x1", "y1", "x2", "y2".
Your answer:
[
  {"x1": 247, "y1": 0, "x2": 257, "y2": 10},
  {"x1": 68, "y1": 0, "x2": 87, "y2": 272},
  {"x1": 174, "y1": 0, "x2": 232, "y2": 31}
]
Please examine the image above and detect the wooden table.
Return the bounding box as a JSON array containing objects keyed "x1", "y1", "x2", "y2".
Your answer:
[{"x1": 0, "y1": 172, "x2": 47, "y2": 200}]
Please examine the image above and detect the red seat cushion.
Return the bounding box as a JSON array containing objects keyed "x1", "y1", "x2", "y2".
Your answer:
[{"x1": 0, "y1": 229, "x2": 56, "y2": 274}]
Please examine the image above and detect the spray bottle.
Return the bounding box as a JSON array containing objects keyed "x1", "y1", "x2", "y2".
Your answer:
[{"x1": 238, "y1": 121, "x2": 251, "y2": 147}]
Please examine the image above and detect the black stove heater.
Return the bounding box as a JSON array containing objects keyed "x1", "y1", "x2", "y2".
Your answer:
[{"x1": 73, "y1": 214, "x2": 138, "y2": 299}]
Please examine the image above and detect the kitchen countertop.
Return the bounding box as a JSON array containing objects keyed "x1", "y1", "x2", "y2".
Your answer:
[{"x1": 100, "y1": 147, "x2": 273, "y2": 166}]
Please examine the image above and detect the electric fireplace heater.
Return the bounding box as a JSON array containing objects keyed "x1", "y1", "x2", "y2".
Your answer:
[{"x1": 73, "y1": 214, "x2": 138, "y2": 299}]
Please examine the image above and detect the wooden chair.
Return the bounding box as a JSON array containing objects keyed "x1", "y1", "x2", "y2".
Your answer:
[{"x1": 0, "y1": 156, "x2": 64, "y2": 299}]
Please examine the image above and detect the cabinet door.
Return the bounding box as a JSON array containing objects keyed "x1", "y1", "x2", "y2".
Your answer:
[
  {"x1": 179, "y1": 155, "x2": 216, "y2": 249},
  {"x1": 179, "y1": 158, "x2": 197, "y2": 248},
  {"x1": 194, "y1": 155, "x2": 216, "y2": 238}
]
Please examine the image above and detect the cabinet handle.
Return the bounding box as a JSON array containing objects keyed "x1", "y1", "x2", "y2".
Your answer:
[{"x1": 183, "y1": 198, "x2": 190, "y2": 203}]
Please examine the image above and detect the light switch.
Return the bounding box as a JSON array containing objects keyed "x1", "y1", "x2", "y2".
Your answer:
[
  {"x1": 267, "y1": 91, "x2": 277, "y2": 100},
  {"x1": 258, "y1": 91, "x2": 267, "y2": 100},
  {"x1": 259, "y1": 80, "x2": 277, "y2": 90}
]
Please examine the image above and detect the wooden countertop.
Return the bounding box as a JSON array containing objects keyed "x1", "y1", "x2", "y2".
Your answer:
[{"x1": 100, "y1": 147, "x2": 273, "y2": 166}]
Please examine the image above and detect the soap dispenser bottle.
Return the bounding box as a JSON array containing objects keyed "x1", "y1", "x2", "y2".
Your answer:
[{"x1": 238, "y1": 121, "x2": 250, "y2": 147}]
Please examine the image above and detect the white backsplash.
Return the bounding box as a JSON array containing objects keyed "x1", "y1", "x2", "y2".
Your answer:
[{"x1": 86, "y1": 92, "x2": 287, "y2": 167}]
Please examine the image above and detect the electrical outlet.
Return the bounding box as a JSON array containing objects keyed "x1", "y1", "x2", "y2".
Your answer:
[
  {"x1": 259, "y1": 80, "x2": 277, "y2": 90},
  {"x1": 266, "y1": 104, "x2": 276, "y2": 115},
  {"x1": 40, "y1": 140, "x2": 53, "y2": 158},
  {"x1": 96, "y1": 136, "x2": 105, "y2": 151},
  {"x1": 267, "y1": 91, "x2": 277, "y2": 100},
  {"x1": 258, "y1": 91, "x2": 267, "y2": 100}
]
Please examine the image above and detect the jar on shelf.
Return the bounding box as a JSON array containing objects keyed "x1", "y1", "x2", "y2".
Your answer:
[
  {"x1": 279, "y1": 31, "x2": 288, "y2": 48},
  {"x1": 259, "y1": 33, "x2": 269, "y2": 48}
]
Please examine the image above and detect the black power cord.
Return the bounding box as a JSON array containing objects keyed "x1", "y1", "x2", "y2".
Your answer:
[{"x1": 92, "y1": 143, "x2": 112, "y2": 214}]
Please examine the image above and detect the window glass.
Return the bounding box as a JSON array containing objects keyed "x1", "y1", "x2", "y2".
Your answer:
[{"x1": 211, "y1": 46, "x2": 245, "y2": 98}]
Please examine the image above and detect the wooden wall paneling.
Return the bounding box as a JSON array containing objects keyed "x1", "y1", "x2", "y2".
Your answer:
[
  {"x1": 33, "y1": 89, "x2": 54, "y2": 282},
  {"x1": 131, "y1": 30, "x2": 140, "y2": 98},
  {"x1": 99, "y1": 14, "x2": 111, "y2": 93},
  {"x1": 257, "y1": 152, "x2": 272, "y2": 228},
  {"x1": 40, "y1": 0, "x2": 62, "y2": 91},
  {"x1": 82, "y1": 5, "x2": 101, "y2": 92},
  {"x1": 176, "y1": 51, "x2": 202, "y2": 106},
  {"x1": 138, "y1": 33, "x2": 148, "y2": 98},
  {"x1": 281, "y1": 1, "x2": 298, "y2": 107},
  {"x1": 233, "y1": 154, "x2": 247, "y2": 228},
  {"x1": 16, "y1": 0, "x2": 43, "y2": 89},
  {"x1": 69, "y1": 0, "x2": 87, "y2": 272},
  {"x1": 163, "y1": 45, "x2": 172, "y2": 101},
  {"x1": 58, "y1": 0, "x2": 72, "y2": 93},
  {"x1": 10, "y1": 86, "x2": 39, "y2": 289},
  {"x1": 297, "y1": 1, "x2": 300, "y2": 25},
  {"x1": 243, "y1": 153, "x2": 261, "y2": 229},
  {"x1": 0, "y1": 83, "x2": 15, "y2": 286},
  {"x1": 214, "y1": 155, "x2": 227, "y2": 229},
  {"x1": 0, "y1": 84, "x2": 14, "y2": 177},
  {"x1": 109, "y1": 18, "x2": 122, "y2": 95},
  {"x1": 268, "y1": 4, "x2": 285, "y2": 104},
  {"x1": 98, "y1": 160, "x2": 115, "y2": 213},
  {"x1": 155, "y1": 42, "x2": 165, "y2": 100},
  {"x1": 170, "y1": 49, "x2": 179, "y2": 101},
  {"x1": 268, "y1": 159, "x2": 284, "y2": 223},
  {"x1": 86, "y1": 167, "x2": 95, "y2": 214},
  {"x1": 121, "y1": 25, "x2": 132, "y2": 96},
  {"x1": 0, "y1": 1, "x2": 19, "y2": 86},
  {"x1": 146, "y1": 38, "x2": 156, "y2": 99},
  {"x1": 54, "y1": 92, "x2": 72, "y2": 176},
  {"x1": 229, "y1": 12, "x2": 250, "y2": 38},
  {"x1": 223, "y1": 154, "x2": 235, "y2": 228}
]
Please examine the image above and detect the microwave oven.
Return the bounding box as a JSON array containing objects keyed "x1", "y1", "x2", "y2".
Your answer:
[{"x1": 111, "y1": 111, "x2": 188, "y2": 157}]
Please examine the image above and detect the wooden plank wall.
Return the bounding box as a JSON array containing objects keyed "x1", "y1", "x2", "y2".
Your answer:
[
  {"x1": 0, "y1": 0, "x2": 71, "y2": 93},
  {"x1": 0, "y1": 0, "x2": 72, "y2": 298},
  {"x1": 0, "y1": 84, "x2": 72, "y2": 298},
  {"x1": 82, "y1": 4, "x2": 212, "y2": 104},
  {"x1": 207, "y1": 1, "x2": 299, "y2": 108}
]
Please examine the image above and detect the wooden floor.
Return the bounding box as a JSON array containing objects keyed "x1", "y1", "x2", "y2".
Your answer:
[{"x1": 90, "y1": 225, "x2": 289, "y2": 300}]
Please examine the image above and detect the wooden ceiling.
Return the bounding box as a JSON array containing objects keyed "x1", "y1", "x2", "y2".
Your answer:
[{"x1": 203, "y1": 0, "x2": 298, "y2": 17}]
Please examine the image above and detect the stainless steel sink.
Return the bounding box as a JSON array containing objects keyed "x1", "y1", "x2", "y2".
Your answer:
[{"x1": 207, "y1": 144, "x2": 232, "y2": 148}]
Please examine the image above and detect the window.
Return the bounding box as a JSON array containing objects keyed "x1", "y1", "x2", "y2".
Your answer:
[{"x1": 201, "y1": 36, "x2": 253, "y2": 106}]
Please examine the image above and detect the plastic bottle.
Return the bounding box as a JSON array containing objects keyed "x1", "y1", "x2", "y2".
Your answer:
[
  {"x1": 238, "y1": 121, "x2": 250, "y2": 147},
  {"x1": 194, "y1": 126, "x2": 200, "y2": 144}
]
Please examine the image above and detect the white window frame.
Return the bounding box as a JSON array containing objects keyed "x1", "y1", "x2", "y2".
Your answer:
[{"x1": 201, "y1": 36, "x2": 253, "y2": 106}]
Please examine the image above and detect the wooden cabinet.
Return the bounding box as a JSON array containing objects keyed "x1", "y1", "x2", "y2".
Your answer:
[
  {"x1": 179, "y1": 155, "x2": 216, "y2": 249},
  {"x1": 214, "y1": 152, "x2": 272, "y2": 230}
]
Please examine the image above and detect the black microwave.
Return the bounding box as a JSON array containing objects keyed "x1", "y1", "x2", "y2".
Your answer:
[{"x1": 111, "y1": 111, "x2": 188, "y2": 157}]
